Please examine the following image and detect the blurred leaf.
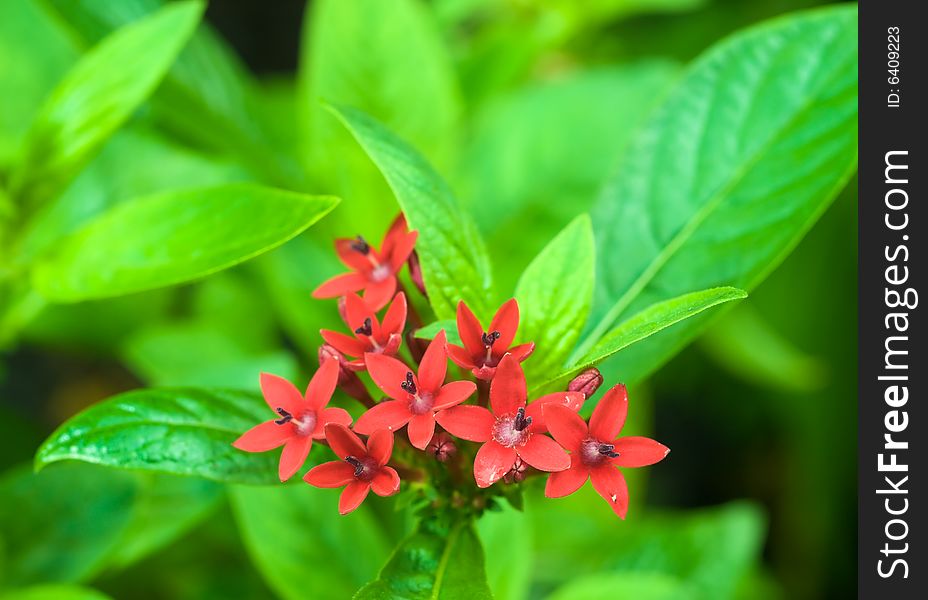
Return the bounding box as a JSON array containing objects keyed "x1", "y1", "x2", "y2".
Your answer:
[
  {"x1": 327, "y1": 104, "x2": 492, "y2": 320},
  {"x1": 31, "y1": 183, "x2": 338, "y2": 302},
  {"x1": 229, "y1": 483, "x2": 391, "y2": 600},
  {"x1": 413, "y1": 320, "x2": 461, "y2": 346},
  {"x1": 35, "y1": 388, "x2": 279, "y2": 484},
  {"x1": 547, "y1": 573, "x2": 690, "y2": 600},
  {"x1": 0, "y1": 463, "x2": 135, "y2": 586},
  {"x1": 355, "y1": 520, "x2": 492, "y2": 599},
  {"x1": 11, "y1": 1, "x2": 204, "y2": 205},
  {"x1": 515, "y1": 214, "x2": 594, "y2": 382},
  {"x1": 533, "y1": 287, "x2": 745, "y2": 393},
  {"x1": 0, "y1": 584, "x2": 112, "y2": 600},
  {"x1": 477, "y1": 504, "x2": 531, "y2": 600},
  {"x1": 579, "y1": 7, "x2": 858, "y2": 371}
]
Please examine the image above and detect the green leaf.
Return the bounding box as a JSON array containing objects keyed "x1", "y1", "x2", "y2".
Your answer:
[
  {"x1": 515, "y1": 214, "x2": 594, "y2": 382},
  {"x1": 0, "y1": 585, "x2": 112, "y2": 600},
  {"x1": 327, "y1": 104, "x2": 492, "y2": 320},
  {"x1": 229, "y1": 484, "x2": 391, "y2": 600},
  {"x1": 477, "y1": 504, "x2": 531, "y2": 600},
  {"x1": 30, "y1": 183, "x2": 338, "y2": 302},
  {"x1": 413, "y1": 320, "x2": 461, "y2": 347},
  {"x1": 355, "y1": 520, "x2": 493, "y2": 599},
  {"x1": 11, "y1": 1, "x2": 204, "y2": 205},
  {"x1": 35, "y1": 388, "x2": 279, "y2": 484},
  {"x1": 547, "y1": 573, "x2": 690, "y2": 600},
  {"x1": 533, "y1": 287, "x2": 745, "y2": 393}
]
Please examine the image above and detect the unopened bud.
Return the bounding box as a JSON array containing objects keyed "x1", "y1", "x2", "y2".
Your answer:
[
  {"x1": 427, "y1": 432, "x2": 457, "y2": 462},
  {"x1": 503, "y1": 457, "x2": 528, "y2": 484},
  {"x1": 336, "y1": 296, "x2": 349, "y2": 325},
  {"x1": 568, "y1": 367, "x2": 603, "y2": 397},
  {"x1": 408, "y1": 250, "x2": 427, "y2": 297},
  {"x1": 318, "y1": 344, "x2": 351, "y2": 385}
]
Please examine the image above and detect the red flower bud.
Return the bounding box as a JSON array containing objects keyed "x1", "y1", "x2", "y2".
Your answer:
[
  {"x1": 408, "y1": 250, "x2": 427, "y2": 297},
  {"x1": 426, "y1": 432, "x2": 457, "y2": 462},
  {"x1": 503, "y1": 457, "x2": 528, "y2": 484},
  {"x1": 568, "y1": 368, "x2": 604, "y2": 397},
  {"x1": 319, "y1": 344, "x2": 373, "y2": 406}
]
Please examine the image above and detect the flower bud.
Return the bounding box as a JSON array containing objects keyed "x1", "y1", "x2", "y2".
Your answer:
[
  {"x1": 427, "y1": 432, "x2": 457, "y2": 462},
  {"x1": 336, "y1": 296, "x2": 349, "y2": 325},
  {"x1": 503, "y1": 457, "x2": 528, "y2": 484},
  {"x1": 567, "y1": 367, "x2": 603, "y2": 398},
  {"x1": 318, "y1": 344, "x2": 351, "y2": 384},
  {"x1": 319, "y1": 344, "x2": 371, "y2": 404},
  {"x1": 408, "y1": 250, "x2": 427, "y2": 297}
]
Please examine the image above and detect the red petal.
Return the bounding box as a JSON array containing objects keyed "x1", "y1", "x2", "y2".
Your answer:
[
  {"x1": 388, "y1": 231, "x2": 418, "y2": 271},
  {"x1": 339, "y1": 480, "x2": 371, "y2": 514},
  {"x1": 380, "y1": 214, "x2": 408, "y2": 257},
  {"x1": 518, "y1": 434, "x2": 569, "y2": 472},
  {"x1": 232, "y1": 420, "x2": 292, "y2": 452},
  {"x1": 259, "y1": 373, "x2": 302, "y2": 414},
  {"x1": 381, "y1": 292, "x2": 407, "y2": 336},
  {"x1": 305, "y1": 357, "x2": 340, "y2": 410},
  {"x1": 320, "y1": 330, "x2": 369, "y2": 358},
  {"x1": 589, "y1": 384, "x2": 628, "y2": 441},
  {"x1": 304, "y1": 461, "x2": 356, "y2": 488},
  {"x1": 612, "y1": 437, "x2": 670, "y2": 468},
  {"x1": 507, "y1": 342, "x2": 535, "y2": 362},
  {"x1": 545, "y1": 455, "x2": 590, "y2": 498},
  {"x1": 371, "y1": 466, "x2": 400, "y2": 496},
  {"x1": 525, "y1": 391, "x2": 585, "y2": 433},
  {"x1": 418, "y1": 330, "x2": 447, "y2": 392},
  {"x1": 434, "y1": 405, "x2": 493, "y2": 442},
  {"x1": 353, "y1": 400, "x2": 412, "y2": 435},
  {"x1": 473, "y1": 441, "x2": 517, "y2": 488},
  {"x1": 382, "y1": 333, "x2": 402, "y2": 356},
  {"x1": 342, "y1": 293, "x2": 375, "y2": 334},
  {"x1": 589, "y1": 464, "x2": 630, "y2": 519},
  {"x1": 456, "y1": 301, "x2": 485, "y2": 358},
  {"x1": 542, "y1": 403, "x2": 588, "y2": 451},
  {"x1": 407, "y1": 413, "x2": 436, "y2": 450},
  {"x1": 335, "y1": 239, "x2": 373, "y2": 271},
  {"x1": 365, "y1": 353, "x2": 413, "y2": 400},
  {"x1": 433, "y1": 380, "x2": 476, "y2": 410},
  {"x1": 446, "y1": 344, "x2": 476, "y2": 369},
  {"x1": 363, "y1": 277, "x2": 396, "y2": 312},
  {"x1": 489, "y1": 298, "x2": 519, "y2": 353},
  {"x1": 314, "y1": 407, "x2": 353, "y2": 437},
  {"x1": 366, "y1": 429, "x2": 395, "y2": 466},
  {"x1": 489, "y1": 354, "x2": 526, "y2": 416},
  {"x1": 278, "y1": 436, "x2": 312, "y2": 481},
  {"x1": 312, "y1": 272, "x2": 367, "y2": 298},
  {"x1": 324, "y1": 423, "x2": 366, "y2": 459}
]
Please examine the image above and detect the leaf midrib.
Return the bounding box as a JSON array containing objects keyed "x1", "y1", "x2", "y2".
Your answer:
[{"x1": 430, "y1": 522, "x2": 464, "y2": 600}]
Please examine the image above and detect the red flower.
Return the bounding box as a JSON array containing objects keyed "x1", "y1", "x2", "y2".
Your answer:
[
  {"x1": 354, "y1": 331, "x2": 476, "y2": 449},
  {"x1": 435, "y1": 355, "x2": 584, "y2": 488},
  {"x1": 447, "y1": 299, "x2": 535, "y2": 381},
  {"x1": 320, "y1": 292, "x2": 406, "y2": 370},
  {"x1": 304, "y1": 424, "x2": 400, "y2": 515},
  {"x1": 232, "y1": 360, "x2": 352, "y2": 482},
  {"x1": 312, "y1": 215, "x2": 418, "y2": 311},
  {"x1": 543, "y1": 384, "x2": 670, "y2": 519}
]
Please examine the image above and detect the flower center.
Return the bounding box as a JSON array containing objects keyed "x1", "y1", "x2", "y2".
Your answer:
[
  {"x1": 349, "y1": 235, "x2": 370, "y2": 255},
  {"x1": 275, "y1": 407, "x2": 317, "y2": 437},
  {"x1": 370, "y1": 263, "x2": 392, "y2": 282},
  {"x1": 492, "y1": 407, "x2": 532, "y2": 448},
  {"x1": 481, "y1": 330, "x2": 501, "y2": 364},
  {"x1": 354, "y1": 317, "x2": 373, "y2": 337},
  {"x1": 400, "y1": 371, "x2": 434, "y2": 414},
  {"x1": 579, "y1": 437, "x2": 620, "y2": 466},
  {"x1": 345, "y1": 456, "x2": 378, "y2": 481}
]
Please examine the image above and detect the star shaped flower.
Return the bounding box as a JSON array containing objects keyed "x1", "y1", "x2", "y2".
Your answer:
[
  {"x1": 320, "y1": 292, "x2": 406, "y2": 370},
  {"x1": 446, "y1": 299, "x2": 534, "y2": 381}
]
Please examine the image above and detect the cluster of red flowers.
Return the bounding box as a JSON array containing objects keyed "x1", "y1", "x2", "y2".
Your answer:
[{"x1": 233, "y1": 215, "x2": 669, "y2": 517}]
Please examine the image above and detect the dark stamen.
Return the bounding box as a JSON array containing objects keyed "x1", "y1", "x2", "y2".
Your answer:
[
  {"x1": 349, "y1": 235, "x2": 371, "y2": 254},
  {"x1": 598, "y1": 443, "x2": 620, "y2": 458},
  {"x1": 274, "y1": 407, "x2": 293, "y2": 425},
  {"x1": 400, "y1": 371, "x2": 417, "y2": 395},
  {"x1": 354, "y1": 317, "x2": 373, "y2": 336},
  {"x1": 345, "y1": 456, "x2": 364, "y2": 477},
  {"x1": 481, "y1": 330, "x2": 501, "y2": 347},
  {"x1": 513, "y1": 407, "x2": 532, "y2": 431}
]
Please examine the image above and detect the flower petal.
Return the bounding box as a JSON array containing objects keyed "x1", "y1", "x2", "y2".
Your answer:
[
  {"x1": 320, "y1": 329, "x2": 369, "y2": 358},
  {"x1": 305, "y1": 357, "x2": 340, "y2": 410},
  {"x1": 312, "y1": 272, "x2": 367, "y2": 299},
  {"x1": 407, "y1": 413, "x2": 436, "y2": 450},
  {"x1": 314, "y1": 407, "x2": 353, "y2": 437},
  {"x1": 278, "y1": 436, "x2": 312, "y2": 481},
  {"x1": 446, "y1": 344, "x2": 476, "y2": 370},
  {"x1": 353, "y1": 400, "x2": 412, "y2": 435},
  {"x1": 363, "y1": 277, "x2": 396, "y2": 312},
  {"x1": 335, "y1": 239, "x2": 374, "y2": 271},
  {"x1": 388, "y1": 230, "x2": 418, "y2": 271},
  {"x1": 507, "y1": 342, "x2": 535, "y2": 362},
  {"x1": 366, "y1": 428, "x2": 395, "y2": 467},
  {"x1": 489, "y1": 354, "x2": 526, "y2": 416},
  {"x1": 418, "y1": 330, "x2": 448, "y2": 392},
  {"x1": 365, "y1": 353, "x2": 414, "y2": 400},
  {"x1": 589, "y1": 464, "x2": 630, "y2": 519},
  {"x1": 526, "y1": 391, "x2": 586, "y2": 433},
  {"x1": 232, "y1": 420, "x2": 292, "y2": 452},
  {"x1": 342, "y1": 293, "x2": 375, "y2": 334},
  {"x1": 489, "y1": 298, "x2": 519, "y2": 353},
  {"x1": 612, "y1": 437, "x2": 670, "y2": 468},
  {"x1": 339, "y1": 480, "x2": 371, "y2": 515},
  {"x1": 545, "y1": 455, "x2": 590, "y2": 498},
  {"x1": 259, "y1": 373, "x2": 302, "y2": 414},
  {"x1": 589, "y1": 384, "x2": 629, "y2": 441},
  {"x1": 433, "y1": 380, "x2": 476, "y2": 410},
  {"x1": 518, "y1": 434, "x2": 569, "y2": 472},
  {"x1": 381, "y1": 292, "x2": 407, "y2": 336},
  {"x1": 324, "y1": 423, "x2": 366, "y2": 459},
  {"x1": 371, "y1": 466, "x2": 401, "y2": 496},
  {"x1": 473, "y1": 441, "x2": 517, "y2": 488},
  {"x1": 304, "y1": 461, "x2": 356, "y2": 488},
  {"x1": 434, "y1": 405, "x2": 493, "y2": 442},
  {"x1": 542, "y1": 403, "x2": 588, "y2": 451},
  {"x1": 456, "y1": 301, "x2": 485, "y2": 358},
  {"x1": 380, "y1": 214, "x2": 408, "y2": 257}
]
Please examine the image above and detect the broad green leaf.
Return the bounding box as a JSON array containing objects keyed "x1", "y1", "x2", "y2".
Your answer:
[
  {"x1": 328, "y1": 104, "x2": 492, "y2": 320},
  {"x1": 533, "y1": 287, "x2": 746, "y2": 393},
  {"x1": 580, "y1": 6, "x2": 857, "y2": 364},
  {"x1": 229, "y1": 484, "x2": 390, "y2": 600},
  {"x1": 355, "y1": 520, "x2": 493, "y2": 599},
  {"x1": 11, "y1": 1, "x2": 204, "y2": 205},
  {"x1": 31, "y1": 183, "x2": 338, "y2": 302},
  {"x1": 0, "y1": 463, "x2": 136, "y2": 586},
  {"x1": 515, "y1": 214, "x2": 594, "y2": 382},
  {"x1": 35, "y1": 388, "x2": 279, "y2": 484},
  {"x1": 0, "y1": 585, "x2": 112, "y2": 600},
  {"x1": 413, "y1": 320, "x2": 461, "y2": 347},
  {"x1": 477, "y1": 504, "x2": 532, "y2": 600},
  {"x1": 548, "y1": 573, "x2": 690, "y2": 600}
]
